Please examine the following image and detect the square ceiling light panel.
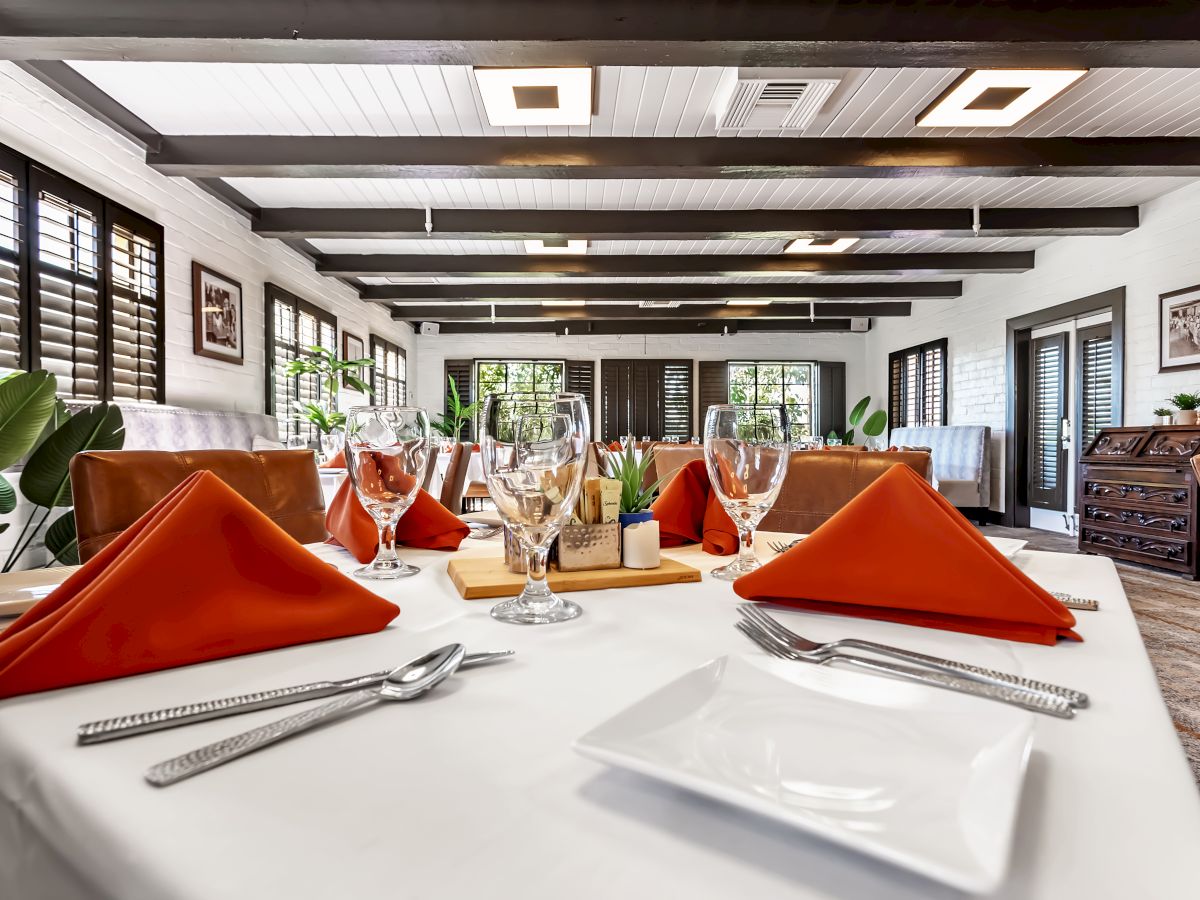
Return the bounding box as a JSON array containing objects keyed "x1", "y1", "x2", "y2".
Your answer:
[
  {"x1": 524, "y1": 239, "x2": 589, "y2": 255},
  {"x1": 784, "y1": 238, "x2": 860, "y2": 254},
  {"x1": 475, "y1": 68, "x2": 593, "y2": 126},
  {"x1": 917, "y1": 69, "x2": 1087, "y2": 128}
]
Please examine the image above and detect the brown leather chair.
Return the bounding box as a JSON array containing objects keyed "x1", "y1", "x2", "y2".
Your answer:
[
  {"x1": 438, "y1": 442, "x2": 471, "y2": 513},
  {"x1": 760, "y1": 450, "x2": 933, "y2": 534},
  {"x1": 70, "y1": 449, "x2": 328, "y2": 563},
  {"x1": 421, "y1": 448, "x2": 439, "y2": 492},
  {"x1": 646, "y1": 443, "x2": 706, "y2": 489}
]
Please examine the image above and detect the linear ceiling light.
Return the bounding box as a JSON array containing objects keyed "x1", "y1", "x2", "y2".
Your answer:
[
  {"x1": 474, "y1": 67, "x2": 593, "y2": 126},
  {"x1": 725, "y1": 299, "x2": 772, "y2": 306},
  {"x1": 917, "y1": 69, "x2": 1087, "y2": 128},
  {"x1": 540, "y1": 300, "x2": 586, "y2": 306},
  {"x1": 784, "y1": 237, "x2": 859, "y2": 254},
  {"x1": 524, "y1": 239, "x2": 589, "y2": 255}
]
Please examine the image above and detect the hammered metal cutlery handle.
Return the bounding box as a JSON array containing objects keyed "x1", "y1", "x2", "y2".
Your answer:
[
  {"x1": 841, "y1": 639, "x2": 1089, "y2": 709},
  {"x1": 836, "y1": 656, "x2": 1076, "y2": 718},
  {"x1": 1052, "y1": 591, "x2": 1100, "y2": 611},
  {"x1": 78, "y1": 675, "x2": 387, "y2": 744},
  {"x1": 145, "y1": 689, "x2": 381, "y2": 787}
]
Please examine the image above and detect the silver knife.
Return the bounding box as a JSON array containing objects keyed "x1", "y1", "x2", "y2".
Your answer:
[{"x1": 76, "y1": 650, "x2": 513, "y2": 745}]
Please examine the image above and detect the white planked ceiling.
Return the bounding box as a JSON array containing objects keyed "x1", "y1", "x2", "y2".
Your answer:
[{"x1": 68, "y1": 62, "x2": 1200, "y2": 139}]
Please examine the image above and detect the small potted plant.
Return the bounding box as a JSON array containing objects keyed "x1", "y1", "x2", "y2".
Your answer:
[
  {"x1": 1153, "y1": 406, "x2": 1174, "y2": 426},
  {"x1": 1168, "y1": 393, "x2": 1200, "y2": 426},
  {"x1": 604, "y1": 444, "x2": 664, "y2": 527}
]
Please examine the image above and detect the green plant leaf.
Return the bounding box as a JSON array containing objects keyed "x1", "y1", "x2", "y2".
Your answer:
[
  {"x1": 0, "y1": 522, "x2": 8, "y2": 535},
  {"x1": 21, "y1": 403, "x2": 126, "y2": 508},
  {"x1": 344, "y1": 374, "x2": 373, "y2": 395},
  {"x1": 30, "y1": 398, "x2": 71, "y2": 456},
  {"x1": 0, "y1": 370, "x2": 58, "y2": 470},
  {"x1": 0, "y1": 473, "x2": 14, "y2": 515},
  {"x1": 844, "y1": 429, "x2": 855, "y2": 445},
  {"x1": 862, "y1": 410, "x2": 888, "y2": 437},
  {"x1": 848, "y1": 396, "x2": 871, "y2": 427},
  {"x1": 44, "y1": 511, "x2": 79, "y2": 565}
]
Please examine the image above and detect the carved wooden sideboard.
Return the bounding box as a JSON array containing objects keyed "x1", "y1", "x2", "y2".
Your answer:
[{"x1": 1078, "y1": 425, "x2": 1200, "y2": 578}]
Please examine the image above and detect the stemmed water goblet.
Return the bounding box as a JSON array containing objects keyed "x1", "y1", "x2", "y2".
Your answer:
[
  {"x1": 704, "y1": 404, "x2": 790, "y2": 582},
  {"x1": 480, "y1": 393, "x2": 590, "y2": 624},
  {"x1": 343, "y1": 406, "x2": 431, "y2": 580}
]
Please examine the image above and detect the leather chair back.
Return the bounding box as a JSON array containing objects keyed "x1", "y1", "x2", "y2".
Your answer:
[
  {"x1": 438, "y1": 442, "x2": 471, "y2": 513},
  {"x1": 760, "y1": 450, "x2": 933, "y2": 534},
  {"x1": 421, "y1": 448, "x2": 438, "y2": 492},
  {"x1": 647, "y1": 444, "x2": 706, "y2": 489},
  {"x1": 70, "y1": 449, "x2": 328, "y2": 563}
]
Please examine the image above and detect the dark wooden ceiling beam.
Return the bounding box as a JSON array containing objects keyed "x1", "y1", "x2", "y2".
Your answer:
[
  {"x1": 256, "y1": 206, "x2": 1138, "y2": 241},
  {"x1": 319, "y1": 251, "x2": 1033, "y2": 277},
  {"x1": 4, "y1": 1, "x2": 1200, "y2": 67},
  {"x1": 429, "y1": 319, "x2": 863, "y2": 335},
  {"x1": 390, "y1": 302, "x2": 909, "y2": 320},
  {"x1": 360, "y1": 281, "x2": 961, "y2": 302},
  {"x1": 148, "y1": 136, "x2": 1200, "y2": 180}
]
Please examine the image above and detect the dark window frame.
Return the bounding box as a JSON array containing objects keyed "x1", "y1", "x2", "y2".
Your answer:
[
  {"x1": 888, "y1": 338, "x2": 948, "y2": 429},
  {"x1": 726, "y1": 360, "x2": 816, "y2": 438},
  {"x1": 265, "y1": 282, "x2": 337, "y2": 443},
  {"x1": 0, "y1": 140, "x2": 165, "y2": 402},
  {"x1": 370, "y1": 334, "x2": 407, "y2": 406}
]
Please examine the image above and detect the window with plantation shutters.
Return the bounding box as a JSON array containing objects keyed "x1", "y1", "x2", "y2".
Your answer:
[
  {"x1": 1077, "y1": 325, "x2": 1113, "y2": 454},
  {"x1": 0, "y1": 154, "x2": 23, "y2": 372},
  {"x1": 108, "y1": 211, "x2": 162, "y2": 402},
  {"x1": 1029, "y1": 333, "x2": 1067, "y2": 510},
  {"x1": 598, "y1": 359, "x2": 692, "y2": 441},
  {"x1": 370, "y1": 335, "x2": 406, "y2": 406},
  {"x1": 265, "y1": 283, "x2": 337, "y2": 443},
  {"x1": 888, "y1": 338, "x2": 947, "y2": 429}
]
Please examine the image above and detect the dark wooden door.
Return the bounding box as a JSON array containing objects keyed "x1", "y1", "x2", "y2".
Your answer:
[
  {"x1": 1029, "y1": 332, "x2": 1068, "y2": 510},
  {"x1": 1075, "y1": 323, "x2": 1114, "y2": 457}
]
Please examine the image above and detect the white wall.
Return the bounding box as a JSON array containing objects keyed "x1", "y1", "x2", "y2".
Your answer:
[
  {"x1": 0, "y1": 62, "x2": 416, "y2": 413},
  {"x1": 416, "y1": 328, "x2": 869, "y2": 437},
  {"x1": 865, "y1": 179, "x2": 1200, "y2": 512}
]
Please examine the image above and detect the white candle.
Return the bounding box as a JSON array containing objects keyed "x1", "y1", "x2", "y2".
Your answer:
[{"x1": 622, "y1": 520, "x2": 661, "y2": 569}]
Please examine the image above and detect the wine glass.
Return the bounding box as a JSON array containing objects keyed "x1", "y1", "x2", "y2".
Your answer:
[
  {"x1": 343, "y1": 406, "x2": 430, "y2": 580},
  {"x1": 704, "y1": 405, "x2": 790, "y2": 582},
  {"x1": 480, "y1": 393, "x2": 590, "y2": 624}
]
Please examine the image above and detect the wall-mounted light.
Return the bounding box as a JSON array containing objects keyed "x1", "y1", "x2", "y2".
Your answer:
[
  {"x1": 784, "y1": 237, "x2": 859, "y2": 254},
  {"x1": 474, "y1": 67, "x2": 593, "y2": 127},
  {"x1": 917, "y1": 69, "x2": 1086, "y2": 128}
]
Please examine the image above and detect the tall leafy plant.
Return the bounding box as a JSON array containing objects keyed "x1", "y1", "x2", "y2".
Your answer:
[
  {"x1": 284, "y1": 345, "x2": 374, "y2": 435},
  {"x1": 431, "y1": 375, "x2": 480, "y2": 440},
  {"x1": 0, "y1": 371, "x2": 125, "y2": 568},
  {"x1": 827, "y1": 396, "x2": 888, "y2": 445},
  {"x1": 604, "y1": 445, "x2": 664, "y2": 514}
]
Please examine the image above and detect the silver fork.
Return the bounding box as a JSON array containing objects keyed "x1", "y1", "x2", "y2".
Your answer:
[
  {"x1": 739, "y1": 604, "x2": 1088, "y2": 708},
  {"x1": 735, "y1": 619, "x2": 1075, "y2": 718},
  {"x1": 766, "y1": 538, "x2": 803, "y2": 554}
]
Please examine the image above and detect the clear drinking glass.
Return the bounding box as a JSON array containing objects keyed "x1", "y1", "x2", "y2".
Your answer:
[
  {"x1": 343, "y1": 406, "x2": 430, "y2": 580},
  {"x1": 480, "y1": 393, "x2": 590, "y2": 624},
  {"x1": 704, "y1": 405, "x2": 790, "y2": 582}
]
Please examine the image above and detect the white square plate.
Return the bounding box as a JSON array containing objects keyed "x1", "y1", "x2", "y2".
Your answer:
[
  {"x1": 575, "y1": 655, "x2": 1033, "y2": 893},
  {"x1": 987, "y1": 536, "x2": 1029, "y2": 559}
]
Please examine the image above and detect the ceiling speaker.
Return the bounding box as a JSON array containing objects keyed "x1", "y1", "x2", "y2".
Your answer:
[
  {"x1": 851, "y1": 317, "x2": 869, "y2": 332},
  {"x1": 419, "y1": 322, "x2": 440, "y2": 336}
]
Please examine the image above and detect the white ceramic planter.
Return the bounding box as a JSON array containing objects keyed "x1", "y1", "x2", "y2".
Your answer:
[
  {"x1": 1156, "y1": 415, "x2": 1174, "y2": 426},
  {"x1": 1173, "y1": 410, "x2": 1198, "y2": 426}
]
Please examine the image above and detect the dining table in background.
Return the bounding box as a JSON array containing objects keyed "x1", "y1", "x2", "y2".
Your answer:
[{"x1": 0, "y1": 536, "x2": 1196, "y2": 900}]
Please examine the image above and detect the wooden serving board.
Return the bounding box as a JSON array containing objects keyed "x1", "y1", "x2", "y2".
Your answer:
[{"x1": 447, "y1": 555, "x2": 701, "y2": 600}]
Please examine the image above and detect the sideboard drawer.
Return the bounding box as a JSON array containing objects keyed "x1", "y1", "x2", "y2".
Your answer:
[
  {"x1": 1080, "y1": 525, "x2": 1191, "y2": 570},
  {"x1": 1080, "y1": 479, "x2": 1191, "y2": 508},
  {"x1": 1081, "y1": 504, "x2": 1190, "y2": 535}
]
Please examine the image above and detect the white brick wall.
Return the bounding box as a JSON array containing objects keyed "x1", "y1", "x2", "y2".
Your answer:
[
  {"x1": 416, "y1": 329, "x2": 868, "y2": 437},
  {"x1": 865, "y1": 179, "x2": 1200, "y2": 512},
  {"x1": 0, "y1": 62, "x2": 416, "y2": 412}
]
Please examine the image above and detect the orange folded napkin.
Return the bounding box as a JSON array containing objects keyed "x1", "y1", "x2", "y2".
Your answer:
[
  {"x1": 734, "y1": 464, "x2": 1079, "y2": 645},
  {"x1": 321, "y1": 449, "x2": 346, "y2": 468},
  {"x1": 651, "y1": 459, "x2": 738, "y2": 555},
  {"x1": 607, "y1": 441, "x2": 622, "y2": 451},
  {"x1": 0, "y1": 471, "x2": 398, "y2": 700},
  {"x1": 325, "y1": 477, "x2": 469, "y2": 563}
]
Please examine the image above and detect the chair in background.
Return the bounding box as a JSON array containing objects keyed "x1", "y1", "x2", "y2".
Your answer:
[
  {"x1": 890, "y1": 425, "x2": 992, "y2": 520},
  {"x1": 421, "y1": 449, "x2": 438, "y2": 492},
  {"x1": 760, "y1": 450, "x2": 933, "y2": 534},
  {"x1": 439, "y1": 442, "x2": 472, "y2": 514},
  {"x1": 645, "y1": 443, "x2": 706, "y2": 490},
  {"x1": 70, "y1": 449, "x2": 328, "y2": 563}
]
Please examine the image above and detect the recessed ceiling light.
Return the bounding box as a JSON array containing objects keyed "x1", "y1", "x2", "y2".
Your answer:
[
  {"x1": 541, "y1": 300, "x2": 586, "y2": 307},
  {"x1": 725, "y1": 299, "x2": 772, "y2": 306},
  {"x1": 784, "y1": 237, "x2": 859, "y2": 254},
  {"x1": 474, "y1": 67, "x2": 593, "y2": 127},
  {"x1": 917, "y1": 69, "x2": 1086, "y2": 128},
  {"x1": 524, "y1": 239, "x2": 589, "y2": 255}
]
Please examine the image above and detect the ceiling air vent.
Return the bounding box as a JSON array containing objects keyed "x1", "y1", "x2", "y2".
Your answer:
[
  {"x1": 718, "y1": 78, "x2": 839, "y2": 130},
  {"x1": 638, "y1": 300, "x2": 682, "y2": 309}
]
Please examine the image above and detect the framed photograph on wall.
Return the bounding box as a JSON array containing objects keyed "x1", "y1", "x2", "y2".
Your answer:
[
  {"x1": 1160, "y1": 283, "x2": 1200, "y2": 372},
  {"x1": 192, "y1": 261, "x2": 244, "y2": 364},
  {"x1": 342, "y1": 331, "x2": 366, "y2": 387}
]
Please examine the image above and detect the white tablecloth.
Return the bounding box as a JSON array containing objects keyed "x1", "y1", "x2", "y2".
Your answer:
[{"x1": 1, "y1": 539, "x2": 1197, "y2": 900}]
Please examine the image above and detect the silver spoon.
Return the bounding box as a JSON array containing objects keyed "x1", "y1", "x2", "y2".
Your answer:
[{"x1": 145, "y1": 644, "x2": 466, "y2": 787}]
